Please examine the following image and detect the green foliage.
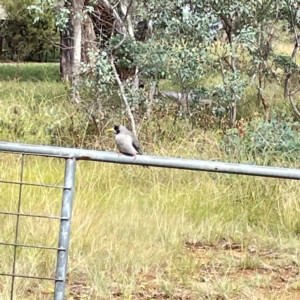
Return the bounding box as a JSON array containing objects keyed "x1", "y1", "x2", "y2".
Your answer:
[
  {"x1": 2, "y1": 0, "x2": 300, "y2": 128},
  {"x1": 209, "y1": 70, "x2": 247, "y2": 106},
  {"x1": 0, "y1": 0, "x2": 57, "y2": 61},
  {"x1": 222, "y1": 116, "x2": 300, "y2": 164},
  {"x1": 20, "y1": 0, "x2": 300, "y2": 125},
  {"x1": 80, "y1": 49, "x2": 114, "y2": 95}
]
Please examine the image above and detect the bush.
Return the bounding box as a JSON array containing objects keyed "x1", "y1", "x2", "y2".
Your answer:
[{"x1": 221, "y1": 116, "x2": 300, "y2": 164}]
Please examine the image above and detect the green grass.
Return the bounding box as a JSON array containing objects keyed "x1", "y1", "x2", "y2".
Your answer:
[
  {"x1": 1, "y1": 154, "x2": 300, "y2": 299},
  {"x1": 0, "y1": 63, "x2": 60, "y2": 81},
  {"x1": 1, "y1": 62, "x2": 300, "y2": 299}
]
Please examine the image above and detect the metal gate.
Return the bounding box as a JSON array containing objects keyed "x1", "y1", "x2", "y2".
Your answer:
[
  {"x1": 0, "y1": 151, "x2": 76, "y2": 300},
  {"x1": 1, "y1": 141, "x2": 300, "y2": 299}
]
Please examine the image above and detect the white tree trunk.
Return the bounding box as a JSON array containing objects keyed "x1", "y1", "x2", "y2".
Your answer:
[
  {"x1": 120, "y1": 0, "x2": 139, "y2": 88},
  {"x1": 71, "y1": 0, "x2": 84, "y2": 103},
  {"x1": 59, "y1": 0, "x2": 83, "y2": 102}
]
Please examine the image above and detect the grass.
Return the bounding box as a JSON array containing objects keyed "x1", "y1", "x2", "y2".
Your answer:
[
  {"x1": 0, "y1": 63, "x2": 60, "y2": 82},
  {"x1": 1, "y1": 63, "x2": 300, "y2": 299},
  {"x1": 1, "y1": 154, "x2": 300, "y2": 299}
]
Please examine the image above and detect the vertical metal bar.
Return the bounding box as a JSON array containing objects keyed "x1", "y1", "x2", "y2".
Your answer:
[
  {"x1": 54, "y1": 157, "x2": 76, "y2": 300},
  {"x1": 10, "y1": 154, "x2": 25, "y2": 300}
]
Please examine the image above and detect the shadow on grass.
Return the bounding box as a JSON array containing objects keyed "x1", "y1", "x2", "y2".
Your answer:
[{"x1": 0, "y1": 63, "x2": 60, "y2": 81}]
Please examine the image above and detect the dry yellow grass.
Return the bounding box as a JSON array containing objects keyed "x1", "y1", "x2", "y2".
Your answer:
[
  {"x1": 1, "y1": 141, "x2": 300, "y2": 299},
  {"x1": 275, "y1": 43, "x2": 297, "y2": 57},
  {"x1": 1, "y1": 60, "x2": 300, "y2": 299}
]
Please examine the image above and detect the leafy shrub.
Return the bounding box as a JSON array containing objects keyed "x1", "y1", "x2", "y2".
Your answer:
[{"x1": 221, "y1": 116, "x2": 300, "y2": 164}]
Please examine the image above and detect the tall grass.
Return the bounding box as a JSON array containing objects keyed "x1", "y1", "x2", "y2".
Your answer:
[
  {"x1": 1, "y1": 63, "x2": 300, "y2": 299},
  {"x1": 0, "y1": 63, "x2": 60, "y2": 82},
  {"x1": 1, "y1": 150, "x2": 300, "y2": 299}
]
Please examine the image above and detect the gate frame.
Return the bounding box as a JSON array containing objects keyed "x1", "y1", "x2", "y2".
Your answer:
[{"x1": 1, "y1": 141, "x2": 300, "y2": 299}]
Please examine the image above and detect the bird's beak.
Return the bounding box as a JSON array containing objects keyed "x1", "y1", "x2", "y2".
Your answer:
[{"x1": 107, "y1": 128, "x2": 114, "y2": 132}]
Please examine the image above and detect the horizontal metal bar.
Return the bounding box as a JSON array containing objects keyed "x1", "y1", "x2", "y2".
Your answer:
[
  {"x1": 0, "y1": 141, "x2": 300, "y2": 180},
  {"x1": 0, "y1": 273, "x2": 62, "y2": 281},
  {"x1": 0, "y1": 211, "x2": 66, "y2": 220},
  {"x1": 0, "y1": 242, "x2": 66, "y2": 251},
  {"x1": 0, "y1": 179, "x2": 64, "y2": 189}
]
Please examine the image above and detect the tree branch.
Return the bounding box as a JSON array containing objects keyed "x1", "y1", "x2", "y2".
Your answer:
[
  {"x1": 291, "y1": 85, "x2": 300, "y2": 95},
  {"x1": 110, "y1": 55, "x2": 137, "y2": 136},
  {"x1": 101, "y1": 0, "x2": 125, "y2": 33},
  {"x1": 289, "y1": 94, "x2": 300, "y2": 118}
]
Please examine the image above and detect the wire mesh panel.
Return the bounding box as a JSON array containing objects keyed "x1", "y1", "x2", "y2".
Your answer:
[{"x1": 0, "y1": 153, "x2": 76, "y2": 300}]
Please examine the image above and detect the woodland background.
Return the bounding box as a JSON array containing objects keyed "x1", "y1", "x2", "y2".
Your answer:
[{"x1": 1, "y1": 1, "x2": 300, "y2": 299}]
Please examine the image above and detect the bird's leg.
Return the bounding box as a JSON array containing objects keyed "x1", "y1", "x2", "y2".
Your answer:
[
  {"x1": 133, "y1": 153, "x2": 137, "y2": 160},
  {"x1": 117, "y1": 150, "x2": 122, "y2": 157}
]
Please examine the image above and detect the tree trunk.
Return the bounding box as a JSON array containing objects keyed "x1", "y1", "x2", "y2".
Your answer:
[
  {"x1": 72, "y1": 0, "x2": 83, "y2": 103},
  {"x1": 81, "y1": 14, "x2": 97, "y2": 68},
  {"x1": 60, "y1": 25, "x2": 73, "y2": 80},
  {"x1": 0, "y1": 36, "x2": 2, "y2": 56},
  {"x1": 119, "y1": 0, "x2": 139, "y2": 88},
  {"x1": 60, "y1": 0, "x2": 84, "y2": 103}
]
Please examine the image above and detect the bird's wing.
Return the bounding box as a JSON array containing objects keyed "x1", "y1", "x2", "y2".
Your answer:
[
  {"x1": 120, "y1": 126, "x2": 143, "y2": 154},
  {"x1": 131, "y1": 133, "x2": 143, "y2": 154}
]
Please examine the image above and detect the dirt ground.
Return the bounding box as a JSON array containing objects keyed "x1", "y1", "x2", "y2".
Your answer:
[{"x1": 65, "y1": 240, "x2": 300, "y2": 300}]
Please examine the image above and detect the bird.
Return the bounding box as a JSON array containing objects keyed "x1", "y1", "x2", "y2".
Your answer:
[{"x1": 107, "y1": 125, "x2": 143, "y2": 159}]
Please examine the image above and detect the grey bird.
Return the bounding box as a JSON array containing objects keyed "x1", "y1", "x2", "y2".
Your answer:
[{"x1": 107, "y1": 125, "x2": 143, "y2": 159}]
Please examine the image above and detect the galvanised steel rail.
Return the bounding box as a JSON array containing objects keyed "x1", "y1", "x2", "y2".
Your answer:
[
  {"x1": 0, "y1": 141, "x2": 300, "y2": 300},
  {"x1": 0, "y1": 141, "x2": 300, "y2": 179}
]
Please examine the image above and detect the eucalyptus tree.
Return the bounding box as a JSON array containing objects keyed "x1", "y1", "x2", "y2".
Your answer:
[
  {"x1": 279, "y1": 0, "x2": 300, "y2": 118},
  {"x1": 130, "y1": 0, "x2": 283, "y2": 125},
  {"x1": 29, "y1": 0, "x2": 297, "y2": 130},
  {"x1": 182, "y1": 1, "x2": 283, "y2": 125}
]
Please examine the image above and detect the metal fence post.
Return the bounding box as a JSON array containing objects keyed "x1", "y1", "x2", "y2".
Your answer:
[{"x1": 54, "y1": 157, "x2": 77, "y2": 300}]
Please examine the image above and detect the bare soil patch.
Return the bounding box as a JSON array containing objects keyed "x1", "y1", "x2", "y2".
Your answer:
[{"x1": 65, "y1": 239, "x2": 300, "y2": 299}]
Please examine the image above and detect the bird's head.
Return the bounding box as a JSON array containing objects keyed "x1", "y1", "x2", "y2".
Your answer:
[{"x1": 107, "y1": 124, "x2": 120, "y2": 134}]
